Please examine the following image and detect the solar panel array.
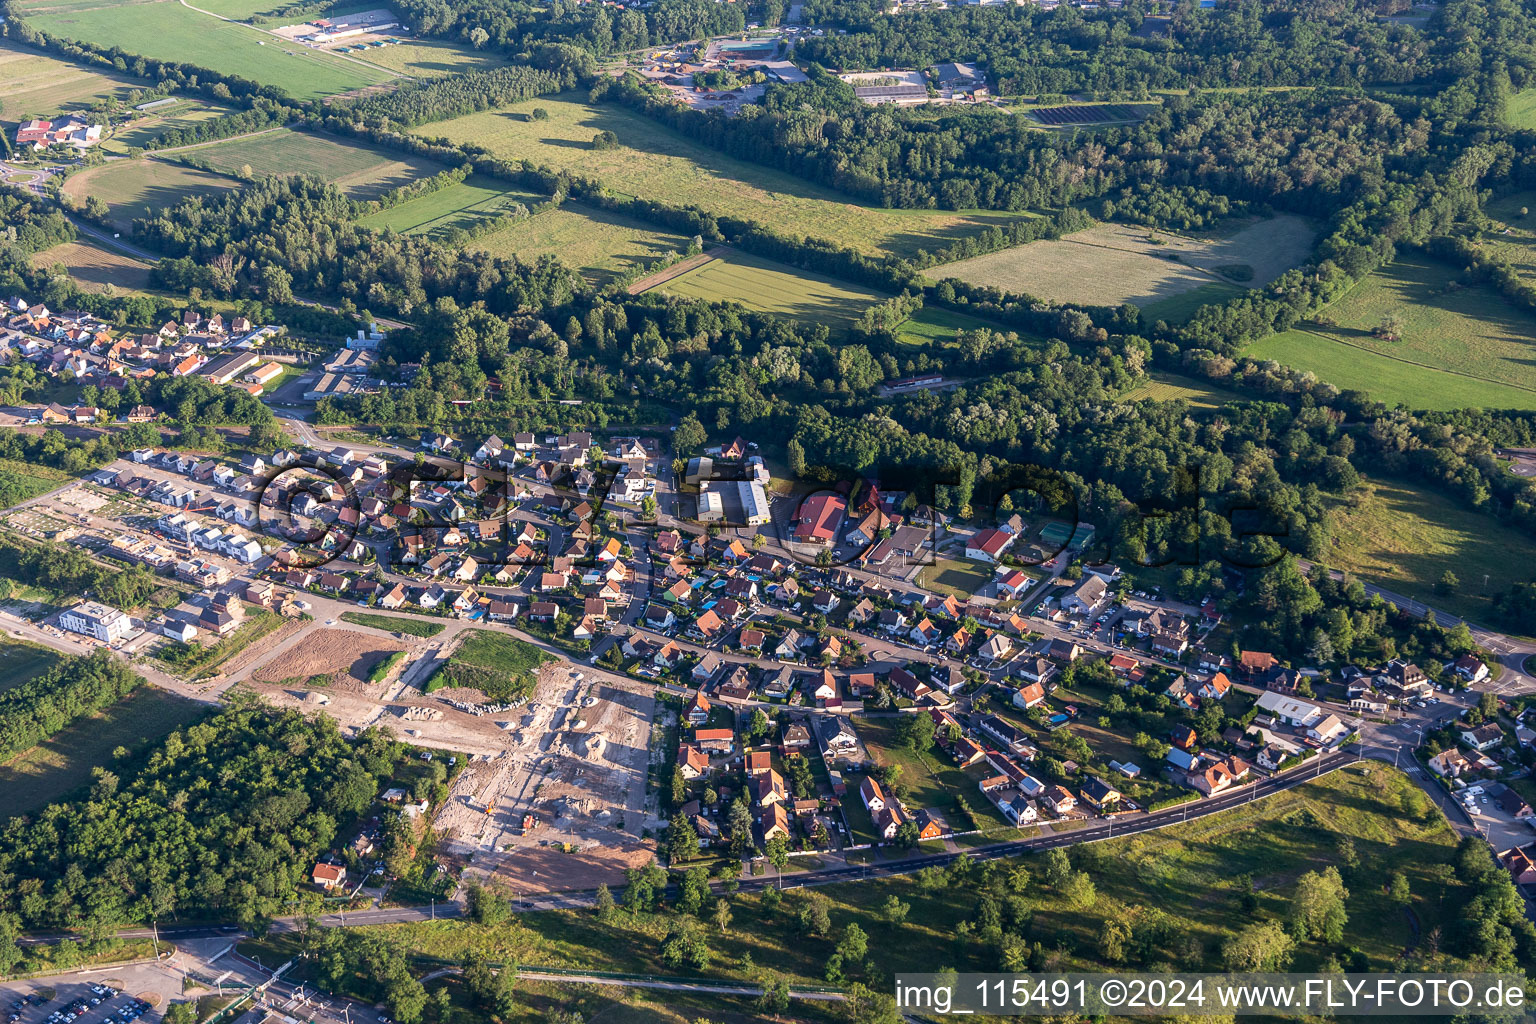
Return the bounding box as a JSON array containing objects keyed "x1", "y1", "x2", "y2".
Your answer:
[{"x1": 1031, "y1": 104, "x2": 1140, "y2": 125}]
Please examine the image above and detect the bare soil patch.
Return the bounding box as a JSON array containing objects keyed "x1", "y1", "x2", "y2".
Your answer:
[{"x1": 251, "y1": 627, "x2": 404, "y2": 687}]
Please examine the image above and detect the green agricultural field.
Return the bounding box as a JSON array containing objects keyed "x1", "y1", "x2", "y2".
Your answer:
[
  {"x1": 32, "y1": 240, "x2": 156, "y2": 294},
  {"x1": 893, "y1": 305, "x2": 1004, "y2": 348},
  {"x1": 98, "y1": 100, "x2": 234, "y2": 156},
  {"x1": 358, "y1": 174, "x2": 549, "y2": 237},
  {"x1": 650, "y1": 250, "x2": 887, "y2": 331},
  {"x1": 414, "y1": 93, "x2": 1037, "y2": 260},
  {"x1": 1119, "y1": 371, "x2": 1249, "y2": 409},
  {"x1": 0, "y1": 639, "x2": 60, "y2": 696},
  {"x1": 0, "y1": 687, "x2": 208, "y2": 819},
  {"x1": 192, "y1": 129, "x2": 447, "y2": 199},
  {"x1": 473, "y1": 204, "x2": 691, "y2": 285},
  {"x1": 62, "y1": 158, "x2": 239, "y2": 230},
  {"x1": 935, "y1": 217, "x2": 1314, "y2": 308},
  {"x1": 1327, "y1": 477, "x2": 1536, "y2": 630},
  {"x1": 340, "y1": 611, "x2": 446, "y2": 638},
  {"x1": 18, "y1": 0, "x2": 394, "y2": 101},
  {"x1": 0, "y1": 41, "x2": 143, "y2": 121},
  {"x1": 426, "y1": 629, "x2": 554, "y2": 701},
  {"x1": 1244, "y1": 255, "x2": 1536, "y2": 411}
]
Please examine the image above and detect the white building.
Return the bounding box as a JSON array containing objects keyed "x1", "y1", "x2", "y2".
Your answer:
[{"x1": 60, "y1": 601, "x2": 132, "y2": 642}]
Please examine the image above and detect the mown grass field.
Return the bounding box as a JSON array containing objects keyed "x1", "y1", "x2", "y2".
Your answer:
[
  {"x1": 1245, "y1": 255, "x2": 1536, "y2": 411},
  {"x1": 358, "y1": 174, "x2": 548, "y2": 237},
  {"x1": 0, "y1": 638, "x2": 60, "y2": 695},
  {"x1": 62, "y1": 158, "x2": 239, "y2": 230},
  {"x1": 340, "y1": 611, "x2": 446, "y2": 638},
  {"x1": 0, "y1": 41, "x2": 142, "y2": 121},
  {"x1": 0, "y1": 687, "x2": 208, "y2": 819},
  {"x1": 245, "y1": 764, "x2": 1454, "y2": 982},
  {"x1": 32, "y1": 240, "x2": 155, "y2": 294},
  {"x1": 414, "y1": 93, "x2": 1037, "y2": 260},
  {"x1": 191, "y1": 129, "x2": 446, "y2": 199},
  {"x1": 337, "y1": 38, "x2": 511, "y2": 78},
  {"x1": 472, "y1": 203, "x2": 692, "y2": 284},
  {"x1": 1477, "y1": 190, "x2": 1536, "y2": 282},
  {"x1": 935, "y1": 217, "x2": 1314, "y2": 308},
  {"x1": 18, "y1": 0, "x2": 394, "y2": 101},
  {"x1": 916, "y1": 556, "x2": 992, "y2": 598},
  {"x1": 98, "y1": 100, "x2": 234, "y2": 155},
  {"x1": 1507, "y1": 88, "x2": 1536, "y2": 129},
  {"x1": 651, "y1": 249, "x2": 886, "y2": 330},
  {"x1": 427, "y1": 629, "x2": 554, "y2": 701},
  {"x1": 1326, "y1": 477, "x2": 1536, "y2": 629},
  {"x1": 1119, "y1": 370, "x2": 1249, "y2": 409},
  {"x1": 892, "y1": 305, "x2": 1002, "y2": 348},
  {"x1": 1140, "y1": 278, "x2": 1247, "y2": 323}
]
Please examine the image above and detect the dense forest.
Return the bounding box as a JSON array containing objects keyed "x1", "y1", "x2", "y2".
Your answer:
[{"x1": 0, "y1": 704, "x2": 403, "y2": 933}]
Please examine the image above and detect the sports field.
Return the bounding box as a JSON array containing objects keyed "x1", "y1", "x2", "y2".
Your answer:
[
  {"x1": 17, "y1": 0, "x2": 394, "y2": 101},
  {"x1": 358, "y1": 174, "x2": 548, "y2": 236},
  {"x1": 414, "y1": 93, "x2": 1036, "y2": 259},
  {"x1": 933, "y1": 217, "x2": 1315, "y2": 308},
  {"x1": 1245, "y1": 255, "x2": 1536, "y2": 411},
  {"x1": 0, "y1": 687, "x2": 208, "y2": 819},
  {"x1": 649, "y1": 249, "x2": 887, "y2": 330},
  {"x1": 193, "y1": 129, "x2": 446, "y2": 198},
  {"x1": 99, "y1": 100, "x2": 234, "y2": 155},
  {"x1": 1327, "y1": 477, "x2": 1536, "y2": 628},
  {"x1": 472, "y1": 203, "x2": 693, "y2": 285},
  {"x1": 61, "y1": 158, "x2": 239, "y2": 230},
  {"x1": 32, "y1": 240, "x2": 155, "y2": 294},
  {"x1": 0, "y1": 41, "x2": 142, "y2": 121}
]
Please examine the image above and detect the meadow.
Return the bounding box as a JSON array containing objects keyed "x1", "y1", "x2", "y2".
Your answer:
[
  {"x1": 1507, "y1": 88, "x2": 1536, "y2": 129},
  {"x1": 340, "y1": 611, "x2": 446, "y2": 638},
  {"x1": 0, "y1": 687, "x2": 208, "y2": 819},
  {"x1": 335, "y1": 38, "x2": 511, "y2": 78},
  {"x1": 892, "y1": 304, "x2": 1003, "y2": 348},
  {"x1": 471, "y1": 204, "x2": 692, "y2": 285},
  {"x1": 1245, "y1": 255, "x2": 1536, "y2": 410},
  {"x1": 1476, "y1": 190, "x2": 1536, "y2": 282},
  {"x1": 193, "y1": 129, "x2": 447, "y2": 199},
  {"x1": 1139, "y1": 278, "x2": 1247, "y2": 323},
  {"x1": 1119, "y1": 370, "x2": 1250, "y2": 409},
  {"x1": 32, "y1": 240, "x2": 155, "y2": 294},
  {"x1": 934, "y1": 217, "x2": 1315, "y2": 308},
  {"x1": 0, "y1": 42, "x2": 142, "y2": 121},
  {"x1": 1326, "y1": 476, "x2": 1536, "y2": 629},
  {"x1": 17, "y1": 0, "x2": 393, "y2": 101},
  {"x1": 0, "y1": 639, "x2": 59, "y2": 696},
  {"x1": 426, "y1": 630, "x2": 554, "y2": 701},
  {"x1": 648, "y1": 249, "x2": 887, "y2": 330},
  {"x1": 414, "y1": 93, "x2": 1037, "y2": 259},
  {"x1": 359, "y1": 174, "x2": 549, "y2": 237},
  {"x1": 98, "y1": 100, "x2": 233, "y2": 155},
  {"x1": 62, "y1": 158, "x2": 239, "y2": 230}
]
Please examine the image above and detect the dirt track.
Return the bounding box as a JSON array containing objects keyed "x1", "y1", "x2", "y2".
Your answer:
[{"x1": 626, "y1": 245, "x2": 728, "y2": 295}]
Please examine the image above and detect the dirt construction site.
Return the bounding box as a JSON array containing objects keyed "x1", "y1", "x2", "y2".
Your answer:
[{"x1": 436, "y1": 661, "x2": 661, "y2": 893}]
